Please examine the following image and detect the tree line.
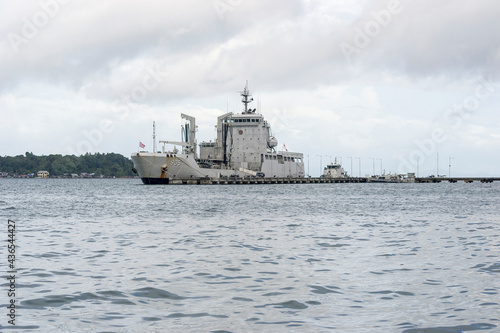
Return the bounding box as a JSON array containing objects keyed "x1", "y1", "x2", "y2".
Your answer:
[{"x1": 0, "y1": 152, "x2": 134, "y2": 177}]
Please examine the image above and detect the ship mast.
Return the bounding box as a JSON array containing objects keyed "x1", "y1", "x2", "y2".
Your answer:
[
  {"x1": 152, "y1": 121, "x2": 157, "y2": 153},
  {"x1": 240, "y1": 81, "x2": 254, "y2": 113}
]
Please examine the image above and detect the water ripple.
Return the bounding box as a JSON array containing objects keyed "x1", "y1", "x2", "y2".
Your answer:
[
  {"x1": 3, "y1": 179, "x2": 500, "y2": 332},
  {"x1": 402, "y1": 322, "x2": 497, "y2": 332}
]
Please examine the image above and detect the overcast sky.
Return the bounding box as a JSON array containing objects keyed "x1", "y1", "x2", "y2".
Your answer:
[{"x1": 1, "y1": 0, "x2": 499, "y2": 176}]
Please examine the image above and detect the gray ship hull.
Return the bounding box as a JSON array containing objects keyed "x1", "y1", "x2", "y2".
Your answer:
[{"x1": 131, "y1": 151, "x2": 304, "y2": 183}]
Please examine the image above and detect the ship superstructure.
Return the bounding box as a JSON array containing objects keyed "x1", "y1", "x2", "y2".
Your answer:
[{"x1": 131, "y1": 83, "x2": 305, "y2": 184}]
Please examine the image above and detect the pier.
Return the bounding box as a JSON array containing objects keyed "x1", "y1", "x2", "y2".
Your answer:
[
  {"x1": 168, "y1": 177, "x2": 368, "y2": 185},
  {"x1": 160, "y1": 176, "x2": 500, "y2": 185},
  {"x1": 415, "y1": 177, "x2": 500, "y2": 183}
]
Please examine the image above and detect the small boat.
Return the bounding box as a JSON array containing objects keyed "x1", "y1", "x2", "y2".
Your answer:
[
  {"x1": 321, "y1": 159, "x2": 347, "y2": 178},
  {"x1": 369, "y1": 174, "x2": 402, "y2": 183}
]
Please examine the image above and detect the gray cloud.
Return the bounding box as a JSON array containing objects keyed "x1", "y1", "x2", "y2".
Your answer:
[
  {"x1": 340, "y1": 1, "x2": 500, "y2": 81},
  {"x1": 1, "y1": 0, "x2": 499, "y2": 175},
  {"x1": 3, "y1": 1, "x2": 498, "y2": 95}
]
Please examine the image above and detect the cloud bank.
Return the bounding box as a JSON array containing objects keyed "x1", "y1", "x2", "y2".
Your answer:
[{"x1": 1, "y1": 0, "x2": 499, "y2": 176}]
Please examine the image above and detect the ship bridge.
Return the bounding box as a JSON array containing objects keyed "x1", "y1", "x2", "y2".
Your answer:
[{"x1": 228, "y1": 114, "x2": 263, "y2": 125}]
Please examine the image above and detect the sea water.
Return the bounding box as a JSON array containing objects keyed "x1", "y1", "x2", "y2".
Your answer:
[{"x1": 0, "y1": 179, "x2": 499, "y2": 332}]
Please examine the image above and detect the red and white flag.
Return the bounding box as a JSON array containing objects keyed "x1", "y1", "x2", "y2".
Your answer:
[
  {"x1": 283, "y1": 143, "x2": 288, "y2": 152},
  {"x1": 139, "y1": 141, "x2": 145, "y2": 149}
]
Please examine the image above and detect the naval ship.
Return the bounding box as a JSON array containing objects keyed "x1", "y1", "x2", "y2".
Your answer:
[{"x1": 131, "y1": 83, "x2": 305, "y2": 184}]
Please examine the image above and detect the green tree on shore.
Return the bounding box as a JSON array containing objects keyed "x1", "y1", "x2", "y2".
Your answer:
[{"x1": 0, "y1": 153, "x2": 134, "y2": 177}]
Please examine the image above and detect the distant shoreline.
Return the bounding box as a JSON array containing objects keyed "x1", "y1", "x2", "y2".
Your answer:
[{"x1": 0, "y1": 152, "x2": 135, "y2": 179}]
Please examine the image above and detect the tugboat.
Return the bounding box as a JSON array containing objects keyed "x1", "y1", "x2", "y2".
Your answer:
[
  {"x1": 322, "y1": 158, "x2": 346, "y2": 178},
  {"x1": 131, "y1": 83, "x2": 305, "y2": 184}
]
